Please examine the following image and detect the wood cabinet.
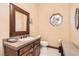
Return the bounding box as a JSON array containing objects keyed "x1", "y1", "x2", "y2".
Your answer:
[
  {"x1": 4, "y1": 39, "x2": 40, "y2": 56},
  {"x1": 33, "y1": 40, "x2": 40, "y2": 56}
]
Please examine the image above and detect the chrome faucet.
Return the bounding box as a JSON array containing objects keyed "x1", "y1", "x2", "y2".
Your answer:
[{"x1": 20, "y1": 34, "x2": 27, "y2": 39}]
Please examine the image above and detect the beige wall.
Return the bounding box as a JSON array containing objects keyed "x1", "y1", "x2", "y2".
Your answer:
[
  {"x1": 0, "y1": 3, "x2": 39, "y2": 56},
  {"x1": 0, "y1": 3, "x2": 9, "y2": 55},
  {"x1": 38, "y1": 4, "x2": 71, "y2": 47}
]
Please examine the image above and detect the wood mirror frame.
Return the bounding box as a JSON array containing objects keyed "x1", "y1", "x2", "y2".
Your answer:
[{"x1": 10, "y1": 3, "x2": 30, "y2": 37}]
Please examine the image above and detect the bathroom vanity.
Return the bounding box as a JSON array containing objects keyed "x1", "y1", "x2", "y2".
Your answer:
[
  {"x1": 3, "y1": 36, "x2": 40, "y2": 56},
  {"x1": 3, "y1": 4, "x2": 41, "y2": 56}
]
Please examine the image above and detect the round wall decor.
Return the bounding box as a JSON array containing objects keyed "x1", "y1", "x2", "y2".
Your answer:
[{"x1": 50, "y1": 13, "x2": 63, "y2": 26}]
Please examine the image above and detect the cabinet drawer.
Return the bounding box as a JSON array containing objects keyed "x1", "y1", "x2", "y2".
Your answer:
[
  {"x1": 21, "y1": 48, "x2": 33, "y2": 56},
  {"x1": 19, "y1": 44, "x2": 33, "y2": 55}
]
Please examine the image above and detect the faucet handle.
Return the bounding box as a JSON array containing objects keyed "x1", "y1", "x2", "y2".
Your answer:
[{"x1": 20, "y1": 35, "x2": 23, "y2": 39}]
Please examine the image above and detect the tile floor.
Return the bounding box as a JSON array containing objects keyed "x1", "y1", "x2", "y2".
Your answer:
[{"x1": 40, "y1": 47, "x2": 61, "y2": 56}]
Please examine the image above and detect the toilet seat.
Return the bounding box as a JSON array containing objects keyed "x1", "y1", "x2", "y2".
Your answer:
[{"x1": 40, "y1": 41, "x2": 48, "y2": 47}]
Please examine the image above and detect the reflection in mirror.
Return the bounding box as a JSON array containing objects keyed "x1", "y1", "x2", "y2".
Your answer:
[{"x1": 15, "y1": 11, "x2": 27, "y2": 31}]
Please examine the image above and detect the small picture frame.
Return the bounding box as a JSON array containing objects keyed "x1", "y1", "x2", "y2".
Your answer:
[{"x1": 50, "y1": 13, "x2": 63, "y2": 26}]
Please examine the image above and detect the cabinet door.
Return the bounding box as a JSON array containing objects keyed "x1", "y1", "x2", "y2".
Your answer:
[
  {"x1": 26, "y1": 53, "x2": 33, "y2": 56},
  {"x1": 33, "y1": 39, "x2": 40, "y2": 56},
  {"x1": 33, "y1": 44, "x2": 40, "y2": 56},
  {"x1": 22, "y1": 52, "x2": 33, "y2": 56},
  {"x1": 19, "y1": 44, "x2": 33, "y2": 55}
]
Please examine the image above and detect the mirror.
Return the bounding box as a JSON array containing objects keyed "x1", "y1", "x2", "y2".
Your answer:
[
  {"x1": 75, "y1": 8, "x2": 79, "y2": 30},
  {"x1": 50, "y1": 13, "x2": 63, "y2": 26},
  {"x1": 10, "y1": 3, "x2": 30, "y2": 37},
  {"x1": 15, "y1": 11, "x2": 27, "y2": 31}
]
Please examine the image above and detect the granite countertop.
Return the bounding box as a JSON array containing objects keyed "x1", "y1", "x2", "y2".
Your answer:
[{"x1": 3, "y1": 35, "x2": 41, "y2": 50}]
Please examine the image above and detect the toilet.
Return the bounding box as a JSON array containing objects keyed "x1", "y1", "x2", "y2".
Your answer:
[
  {"x1": 40, "y1": 41, "x2": 48, "y2": 47},
  {"x1": 40, "y1": 41, "x2": 48, "y2": 56}
]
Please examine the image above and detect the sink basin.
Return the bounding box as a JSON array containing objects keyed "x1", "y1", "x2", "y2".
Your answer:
[{"x1": 19, "y1": 37, "x2": 34, "y2": 41}]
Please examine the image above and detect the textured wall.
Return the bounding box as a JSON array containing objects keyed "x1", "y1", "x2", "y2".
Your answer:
[{"x1": 38, "y1": 4, "x2": 71, "y2": 47}]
